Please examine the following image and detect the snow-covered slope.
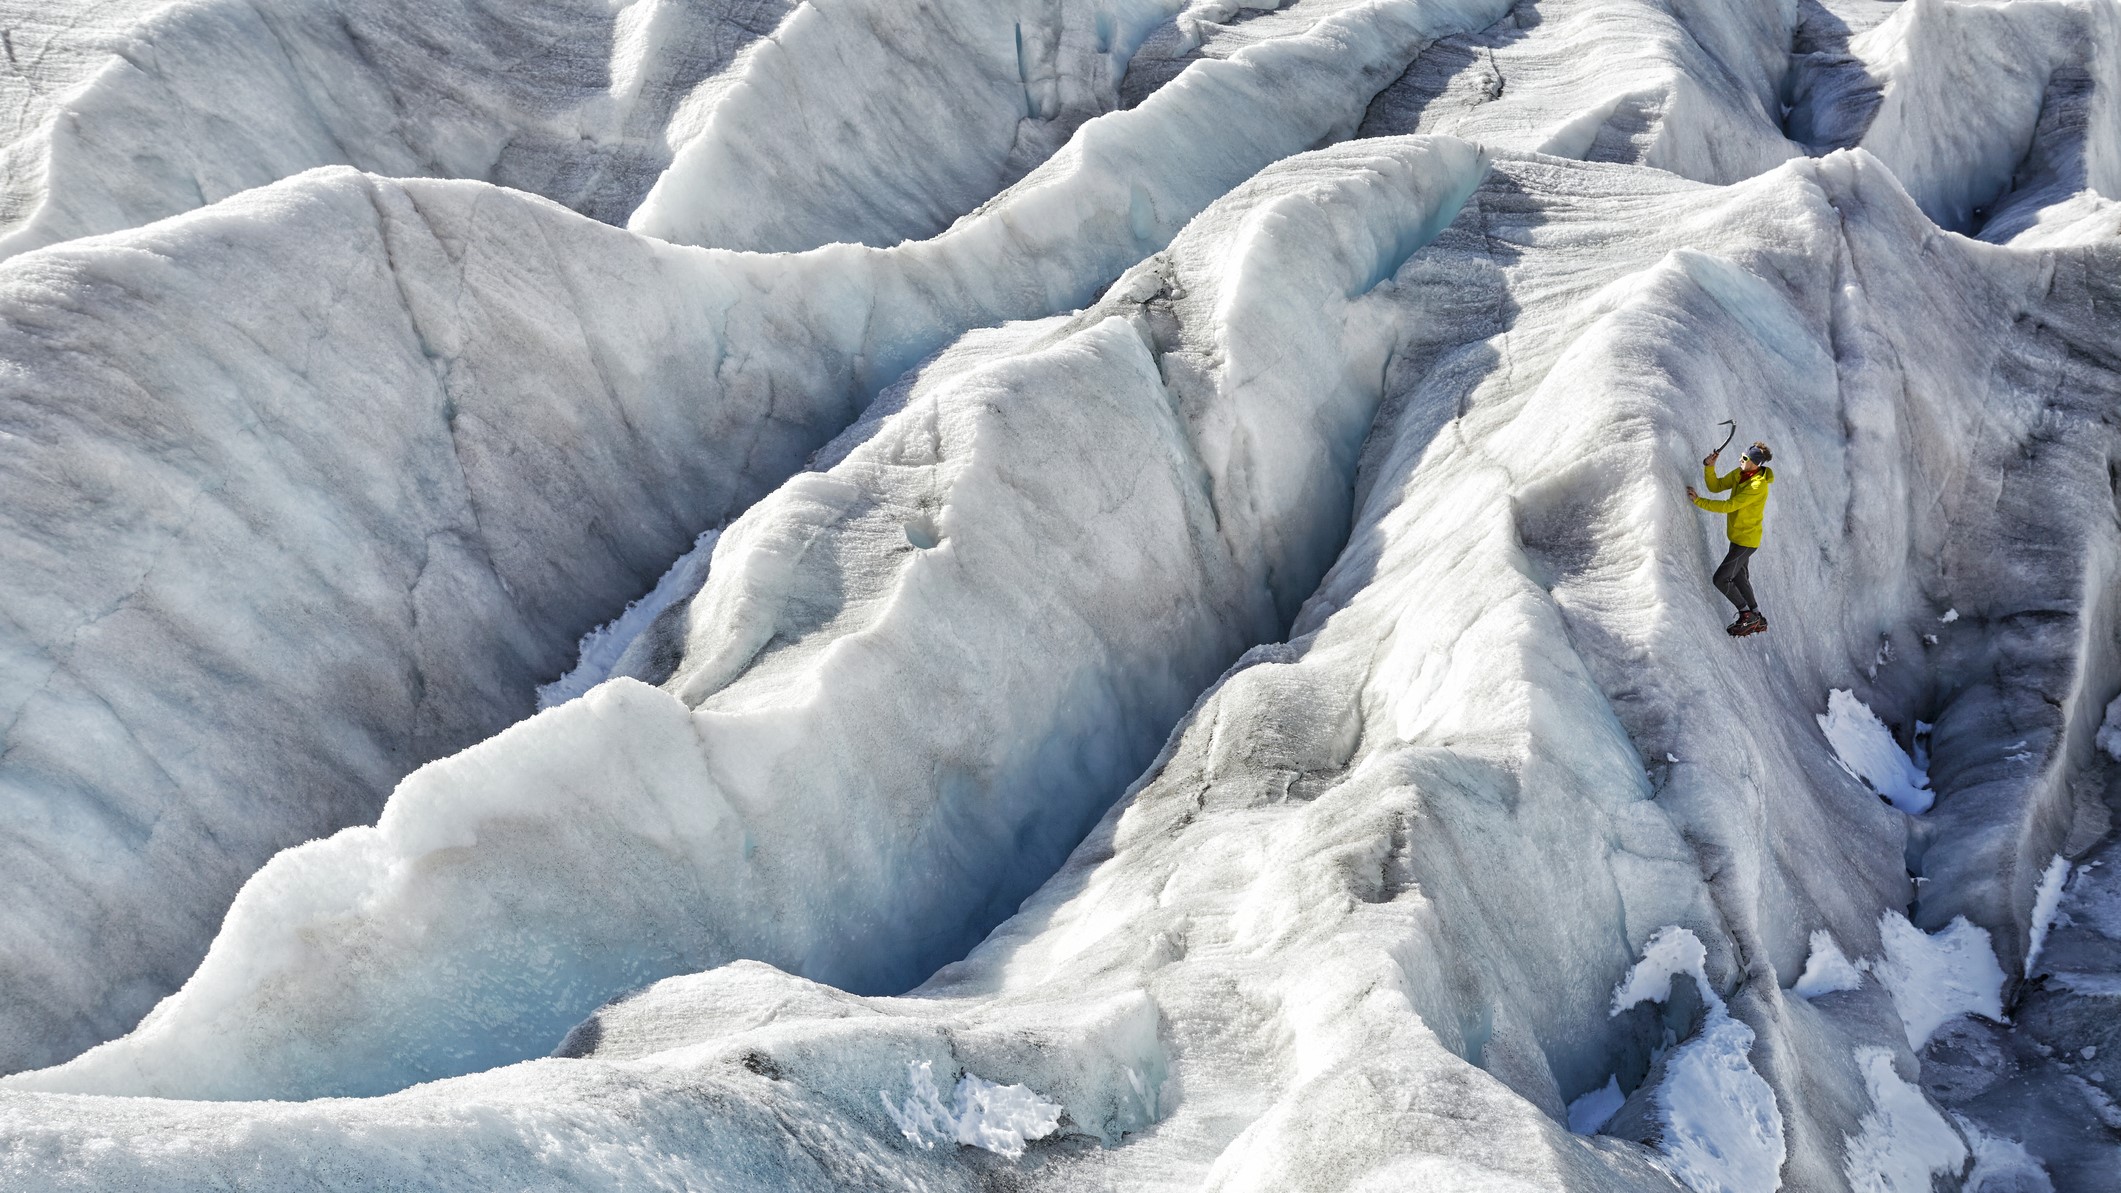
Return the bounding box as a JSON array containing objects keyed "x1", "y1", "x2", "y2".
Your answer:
[{"x1": 4, "y1": 0, "x2": 2121, "y2": 1189}]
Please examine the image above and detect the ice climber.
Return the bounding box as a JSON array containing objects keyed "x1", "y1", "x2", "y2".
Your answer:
[{"x1": 1687, "y1": 441, "x2": 1773, "y2": 637}]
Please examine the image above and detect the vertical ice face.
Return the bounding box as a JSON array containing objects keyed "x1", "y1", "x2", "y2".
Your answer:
[
  {"x1": 1787, "y1": 0, "x2": 2121, "y2": 235},
  {"x1": 1854, "y1": 0, "x2": 2121, "y2": 231},
  {"x1": 6, "y1": 0, "x2": 2121, "y2": 1188}
]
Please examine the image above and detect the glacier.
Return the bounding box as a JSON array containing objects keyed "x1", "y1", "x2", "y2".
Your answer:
[{"x1": 3, "y1": 0, "x2": 2121, "y2": 1189}]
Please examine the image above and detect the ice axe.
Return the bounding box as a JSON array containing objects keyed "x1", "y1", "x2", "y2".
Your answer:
[
  {"x1": 1708, "y1": 419, "x2": 1736, "y2": 460},
  {"x1": 1686, "y1": 419, "x2": 1737, "y2": 505}
]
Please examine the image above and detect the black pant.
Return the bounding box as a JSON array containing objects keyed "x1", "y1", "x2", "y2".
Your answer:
[{"x1": 1714, "y1": 543, "x2": 1758, "y2": 612}]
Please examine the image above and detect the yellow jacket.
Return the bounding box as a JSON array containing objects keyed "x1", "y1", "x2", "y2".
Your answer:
[{"x1": 1694, "y1": 463, "x2": 1772, "y2": 547}]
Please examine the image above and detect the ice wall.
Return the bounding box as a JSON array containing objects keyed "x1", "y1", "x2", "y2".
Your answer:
[
  {"x1": 13, "y1": 131, "x2": 2121, "y2": 1185},
  {"x1": 0, "y1": 0, "x2": 1522, "y2": 1078},
  {"x1": 1788, "y1": 0, "x2": 2121, "y2": 233},
  {"x1": 11, "y1": 135, "x2": 1490, "y2": 1101},
  {"x1": 6, "y1": 0, "x2": 2121, "y2": 1189},
  {"x1": 1359, "y1": 0, "x2": 1802, "y2": 182},
  {"x1": 0, "y1": 0, "x2": 1186, "y2": 258}
]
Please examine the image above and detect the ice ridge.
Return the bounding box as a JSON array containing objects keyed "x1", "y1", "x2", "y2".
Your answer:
[{"x1": 5, "y1": 0, "x2": 2121, "y2": 1190}]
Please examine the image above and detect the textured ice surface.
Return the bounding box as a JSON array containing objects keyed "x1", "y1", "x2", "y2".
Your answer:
[
  {"x1": 1819, "y1": 688, "x2": 1935, "y2": 814},
  {"x1": 1793, "y1": 930, "x2": 1865, "y2": 1000},
  {"x1": 1961, "y1": 1119, "x2": 2058, "y2": 1193},
  {"x1": 1874, "y1": 913, "x2": 2007, "y2": 1052},
  {"x1": 0, "y1": 0, "x2": 1502, "y2": 1075},
  {"x1": 537, "y1": 529, "x2": 722, "y2": 711},
  {"x1": 2097, "y1": 695, "x2": 2121, "y2": 761},
  {"x1": 1843, "y1": 1047, "x2": 1968, "y2": 1193},
  {"x1": 881, "y1": 1060, "x2": 1064, "y2": 1158},
  {"x1": 1609, "y1": 927, "x2": 1785, "y2": 1193},
  {"x1": 0, "y1": 0, "x2": 1192, "y2": 257},
  {"x1": 6, "y1": 0, "x2": 2121, "y2": 1188},
  {"x1": 2025, "y1": 856, "x2": 2073, "y2": 979},
  {"x1": 12, "y1": 135, "x2": 1495, "y2": 1101},
  {"x1": 1570, "y1": 1075, "x2": 1627, "y2": 1135}
]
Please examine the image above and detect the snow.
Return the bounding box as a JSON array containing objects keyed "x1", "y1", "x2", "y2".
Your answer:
[
  {"x1": 2096, "y1": 693, "x2": 2121, "y2": 761},
  {"x1": 1841, "y1": 1047, "x2": 1966, "y2": 1193},
  {"x1": 1566, "y1": 1074, "x2": 1624, "y2": 1135},
  {"x1": 1872, "y1": 913, "x2": 2007, "y2": 1051},
  {"x1": 1818, "y1": 689, "x2": 1934, "y2": 814},
  {"x1": 2023, "y1": 855, "x2": 2071, "y2": 979},
  {"x1": 1959, "y1": 1118, "x2": 2057, "y2": 1193},
  {"x1": 881, "y1": 1060, "x2": 1064, "y2": 1158},
  {"x1": 1609, "y1": 924, "x2": 1711, "y2": 1014},
  {"x1": 537, "y1": 530, "x2": 720, "y2": 711},
  {"x1": 1610, "y1": 927, "x2": 1785, "y2": 1193},
  {"x1": 1792, "y1": 931, "x2": 1864, "y2": 1000},
  {"x1": 5, "y1": 0, "x2": 2121, "y2": 1188}
]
